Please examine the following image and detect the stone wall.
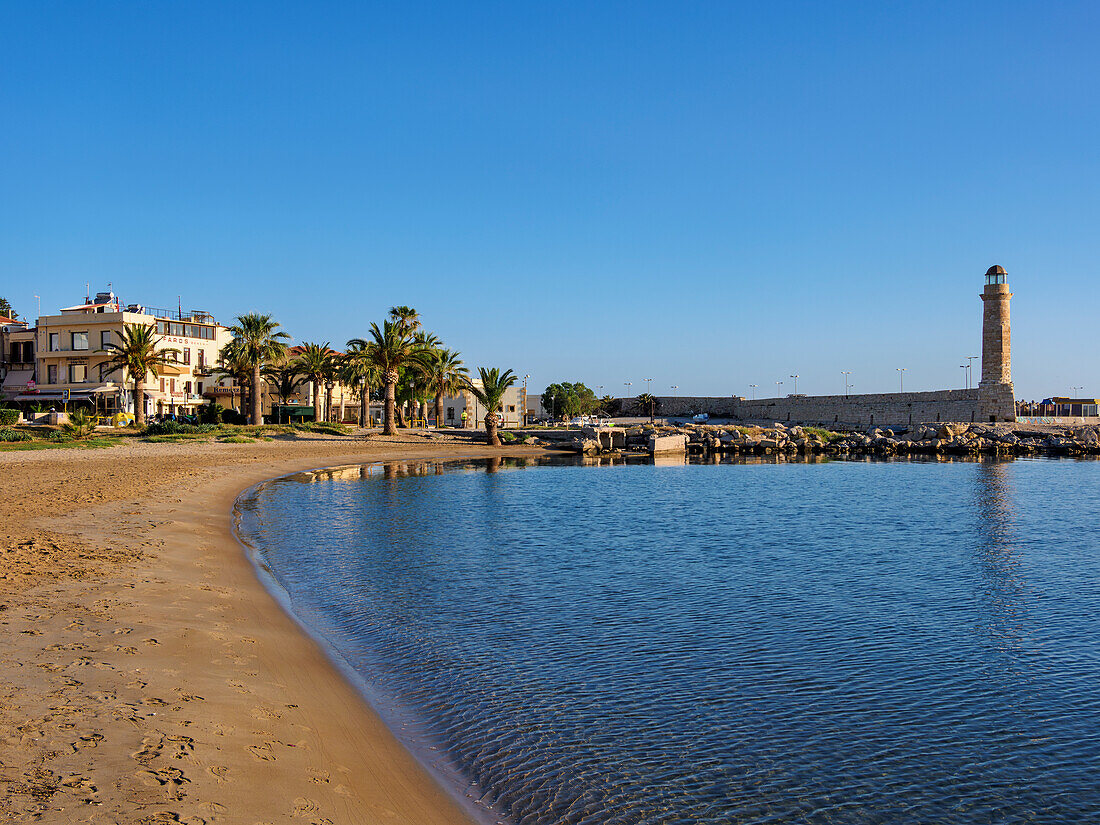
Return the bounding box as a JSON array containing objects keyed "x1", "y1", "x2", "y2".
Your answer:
[{"x1": 619, "y1": 388, "x2": 1012, "y2": 429}]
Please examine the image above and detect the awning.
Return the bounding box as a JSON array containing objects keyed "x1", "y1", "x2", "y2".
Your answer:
[
  {"x1": 2, "y1": 369, "x2": 34, "y2": 392},
  {"x1": 17, "y1": 388, "x2": 120, "y2": 401},
  {"x1": 157, "y1": 364, "x2": 186, "y2": 376}
]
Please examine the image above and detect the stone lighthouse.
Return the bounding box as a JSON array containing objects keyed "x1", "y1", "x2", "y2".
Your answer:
[{"x1": 978, "y1": 265, "x2": 1015, "y2": 422}]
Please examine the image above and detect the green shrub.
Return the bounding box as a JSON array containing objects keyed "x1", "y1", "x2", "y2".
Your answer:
[
  {"x1": 220, "y1": 435, "x2": 255, "y2": 443},
  {"x1": 0, "y1": 409, "x2": 18, "y2": 426},
  {"x1": 143, "y1": 421, "x2": 217, "y2": 436},
  {"x1": 200, "y1": 403, "x2": 224, "y2": 424},
  {"x1": 499, "y1": 431, "x2": 517, "y2": 443},
  {"x1": 61, "y1": 410, "x2": 97, "y2": 440},
  {"x1": 0, "y1": 427, "x2": 32, "y2": 442}
]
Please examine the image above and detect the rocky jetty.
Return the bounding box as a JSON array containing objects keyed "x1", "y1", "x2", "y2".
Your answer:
[{"x1": 554, "y1": 422, "x2": 1100, "y2": 458}]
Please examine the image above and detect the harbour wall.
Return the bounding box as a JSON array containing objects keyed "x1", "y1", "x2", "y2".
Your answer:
[{"x1": 619, "y1": 388, "x2": 1010, "y2": 429}]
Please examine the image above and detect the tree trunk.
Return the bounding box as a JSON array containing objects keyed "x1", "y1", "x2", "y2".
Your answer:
[
  {"x1": 383, "y1": 373, "x2": 397, "y2": 435},
  {"x1": 325, "y1": 385, "x2": 334, "y2": 423},
  {"x1": 312, "y1": 378, "x2": 321, "y2": 422},
  {"x1": 435, "y1": 392, "x2": 443, "y2": 428},
  {"x1": 420, "y1": 400, "x2": 429, "y2": 425},
  {"x1": 251, "y1": 364, "x2": 263, "y2": 425},
  {"x1": 485, "y1": 412, "x2": 500, "y2": 447},
  {"x1": 397, "y1": 401, "x2": 407, "y2": 428},
  {"x1": 134, "y1": 378, "x2": 146, "y2": 427}
]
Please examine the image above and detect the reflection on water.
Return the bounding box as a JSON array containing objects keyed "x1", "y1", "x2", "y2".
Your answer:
[{"x1": 240, "y1": 456, "x2": 1100, "y2": 825}]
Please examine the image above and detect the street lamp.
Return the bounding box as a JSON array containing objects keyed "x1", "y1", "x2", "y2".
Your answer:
[
  {"x1": 960, "y1": 365, "x2": 968, "y2": 389},
  {"x1": 967, "y1": 355, "x2": 978, "y2": 388},
  {"x1": 325, "y1": 380, "x2": 335, "y2": 423},
  {"x1": 644, "y1": 377, "x2": 653, "y2": 395},
  {"x1": 523, "y1": 374, "x2": 530, "y2": 425},
  {"x1": 790, "y1": 374, "x2": 799, "y2": 394},
  {"x1": 749, "y1": 384, "x2": 757, "y2": 400},
  {"x1": 359, "y1": 375, "x2": 368, "y2": 427},
  {"x1": 670, "y1": 385, "x2": 678, "y2": 397},
  {"x1": 896, "y1": 368, "x2": 906, "y2": 393},
  {"x1": 776, "y1": 380, "x2": 783, "y2": 396},
  {"x1": 841, "y1": 371, "x2": 851, "y2": 398}
]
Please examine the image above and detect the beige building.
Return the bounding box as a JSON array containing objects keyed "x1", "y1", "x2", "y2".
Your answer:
[
  {"x1": 17, "y1": 290, "x2": 232, "y2": 417},
  {"x1": 438, "y1": 382, "x2": 525, "y2": 429}
]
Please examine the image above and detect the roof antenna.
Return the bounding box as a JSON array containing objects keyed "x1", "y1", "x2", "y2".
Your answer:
[{"x1": 178, "y1": 295, "x2": 182, "y2": 320}]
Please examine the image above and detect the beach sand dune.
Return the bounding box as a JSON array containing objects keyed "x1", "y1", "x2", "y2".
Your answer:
[{"x1": 0, "y1": 434, "x2": 535, "y2": 824}]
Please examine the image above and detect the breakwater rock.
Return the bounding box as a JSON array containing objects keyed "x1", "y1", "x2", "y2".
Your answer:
[{"x1": 554, "y1": 422, "x2": 1100, "y2": 458}]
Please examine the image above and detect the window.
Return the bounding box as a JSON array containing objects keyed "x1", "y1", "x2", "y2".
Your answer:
[
  {"x1": 72, "y1": 332, "x2": 89, "y2": 351},
  {"x1": 197, "y1": 349, "x2": 205, "y2": 368},
  {"x1": 508, "y1": 405, "x2": 516, "y2": 412},
  {"x1": 49, "y1": 332, "x2": 59, "y2": 351},
  {"x1": 101, "y1": 330, "x2": 112, "y2": 349},
  {"x1": 183, "y1": 348, "x2": 191, "y2": 365},
  {"x1": 47, "y1": 365, "x2": 57, "y2": 384},
  {"x1": 184, "y1": 381, "x2": 192, "y2": 395},
  {"x1": 69, "y1": 364, "x2": 87, "y2": 383},
  {"x1": 197, "y1": 382, "x2": 203, "y2": 395},
  {"x1": 170, "y1": 379, "x2": 176, "y2": 393},
  {"x1": 447, "y1": 407, "x2": 454, "y2": 420},
  {"x1": 160, "y1": 378, "x2": 165, "y2": 392}
]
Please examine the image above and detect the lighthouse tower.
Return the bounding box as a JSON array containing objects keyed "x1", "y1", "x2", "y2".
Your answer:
[{"x1": 979, "y1": 265, "x2": 1015, "y2": 422}]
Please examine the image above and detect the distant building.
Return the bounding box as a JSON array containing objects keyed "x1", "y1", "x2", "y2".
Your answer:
[{"x1": 10, "y1": 290, "x2": 232, "y2": 417}]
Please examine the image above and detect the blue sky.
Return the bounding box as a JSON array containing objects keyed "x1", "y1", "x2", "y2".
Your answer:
[{"x1": 2, "y1": 2, "x2": 1096, "y2": 399}]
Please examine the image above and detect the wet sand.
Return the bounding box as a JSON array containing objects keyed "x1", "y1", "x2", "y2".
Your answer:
[{"x1": 0, "y1": 432, "x2": 542, "y2": 824}]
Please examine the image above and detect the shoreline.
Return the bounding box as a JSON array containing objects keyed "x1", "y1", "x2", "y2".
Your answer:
[
  {"x1": 231, "y1": 459, "x2": 526, "y2": 825},
  {"x1": 0, "y1": 435, "x2": 543, "y2": 823}
]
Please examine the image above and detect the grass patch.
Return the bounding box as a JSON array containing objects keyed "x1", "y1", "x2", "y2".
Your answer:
[
  {"x1": 0, "y1": 437, "x2": 121, "y2": 452},
  {"x1": 219, "y1": 435, "x2": 256, "y2": 443}
]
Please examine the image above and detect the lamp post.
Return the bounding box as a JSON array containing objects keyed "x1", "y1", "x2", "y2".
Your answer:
[
  {"x1": 360, "y1": 374, "x2": 369, "y2": 426},
  {"x1": 644, "y1": 377, "x2": 653, "y2": 394},
  {"x1": 325, "y1": 380, "x2": 335, "y2": 423},
  {"x1": 790, "y1": 374, "x2": 799, "y2": 394},
  {"x1": 670, "y1": 385, "x2": 677, "y2": 397},
  {"x1": 841, "y1": 371, "x2": 851, "y2": 398},
  {"x1": 776, "y1": 380, "x2": 783, "y2": 397},
  {"x1": 523, "y1": 374, "x2": 529, "y2": 425},
  {"x1": 967, "y1": 355, "x2": 978, "y2": 389},
  {"x1": 897, "y1": 368, "x2": 906, "y2": 393},
  {"x1": 960, "y1": 365, "x2": 968, "y2": 389},
  {"x1": 749, "y1": 384, "x2": 757, "y2": 400}
]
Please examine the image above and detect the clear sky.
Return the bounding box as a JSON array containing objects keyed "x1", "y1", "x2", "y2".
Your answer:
[{"x1": 2, "y1": 2, "x2": 1097, "y2": 400}]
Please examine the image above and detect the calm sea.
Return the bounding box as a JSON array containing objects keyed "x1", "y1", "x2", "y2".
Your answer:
[{"x1": 237, "y1": 456, "x2": 1100, "y2": 825}]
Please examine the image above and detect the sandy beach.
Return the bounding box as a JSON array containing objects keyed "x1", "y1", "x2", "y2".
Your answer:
[{"x1": 0, "y1": 432, "x2": 542, "y2": 824}]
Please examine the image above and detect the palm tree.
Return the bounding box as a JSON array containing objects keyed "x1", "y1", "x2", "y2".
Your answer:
[
  {"x1": 338, "y1": 344, "x2": 379, "y2": 427},
  {"x1": 389, "y1": 305, "x2": 420, "y2": 334},
  {"x1": 228, "y1": 314, "x2": 290, "y2": 425},
  {"x1": 411, "y1": 331, "x2": 442, "y2": 424},
  {"x1": 262, "y1": 359, "x2": 307, "y2": 422},
  {"x1": 468, "y1": 367, "x2": 518, "y2": 447},
  {"x1": 295, "y1": 342, "x2": 335, "y2": 423},
  {"x1": 424, "y1": 348, "x2": 469, "y2": 427},
  {"x1": 347, "y1": 322, "x2": 431, "y2": 436},
  {"x1": 99, "y1": 323, "x2": 179, "y2": 427},
  {"x1": 212, "y1": 339, "x2": 253, "y2": 418},
  {"x1": 637, "y1": 392, "x2": 657, "y2": 421}
]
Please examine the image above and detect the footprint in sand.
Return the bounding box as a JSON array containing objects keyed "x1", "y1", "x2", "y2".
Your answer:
[
  {"x1": 135, "y1": 766, "x2": 189, "y2": 800},
  {"x1": 291, "y1": 797, "x2": 321, "y2": 818},
  {"x1": 207, "y1": 765, "x2": 230, "y2": 784},
  {"x1": 247, "y1": 742, "x2": 275, "y2": 762},
  {"x1": 113, "y1": 627, "x2": 133, "y2": 635}
]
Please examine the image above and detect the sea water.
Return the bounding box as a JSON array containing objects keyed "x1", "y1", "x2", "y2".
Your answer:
[{"x1": 237, "y1": 456, "x2": 1100, "y2": 824}]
